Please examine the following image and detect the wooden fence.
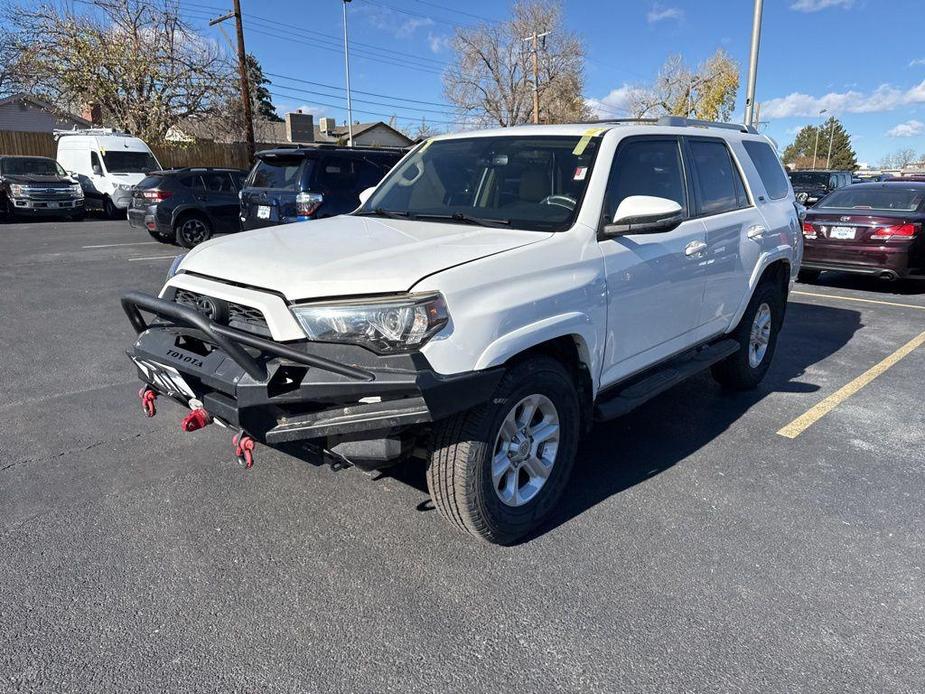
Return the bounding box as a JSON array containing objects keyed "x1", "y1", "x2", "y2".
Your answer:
[{"x1": 0, "y1": 130, "x2": 276, "y2": 170}]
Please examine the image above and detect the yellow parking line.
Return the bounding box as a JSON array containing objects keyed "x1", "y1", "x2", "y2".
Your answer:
[
  {"x1": 792, "y1": 290, "x2": 925, "y2": 311},
  {"x1": 778, "y1": 330, "x2": 925, "y2": 439}
]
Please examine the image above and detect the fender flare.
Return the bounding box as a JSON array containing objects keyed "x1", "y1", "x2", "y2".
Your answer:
[
  {"x1": 728, "y1": 247, "x2": 794, "y2": 329},
  {"x1": 474, "y1": 311, "x2": 599, "y2": 389}
]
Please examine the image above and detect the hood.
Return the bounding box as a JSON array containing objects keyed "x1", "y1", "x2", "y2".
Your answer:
[
  {"x1": 3, "y1": 173, "x2": 73, "y2": 185},
  {"x1": 180, "y1": 215, "x2": 551, "y2": 301}
]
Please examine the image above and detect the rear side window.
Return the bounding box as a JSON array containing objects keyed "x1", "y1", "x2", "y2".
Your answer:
[
  {"x1": 313, "y1": 156, "x2": 384, "y2": 193},
  {"x1": 202, "y1": 172, "x2": 234, "y2": 193},
  {"x1": 180, "y1": 175, "x2": 206, "y2": 191},
  {"x1": 743, "y1": 140, "x2": 789, "y2": 200},
  {"x1": 247, "y1": 157, "x2": 308, "y2": 190},
  {"x1": 604, "y1": 138, "x2": 687, "y2": 222},
  {"x1": 137, "y1": 175, "x2": 164, "y2": 189},
  {"x1": 688, "y1": 139, "x2": 749, "y2": 215}
]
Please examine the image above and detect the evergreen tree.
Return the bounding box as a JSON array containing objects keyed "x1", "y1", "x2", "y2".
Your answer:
[
  {"x1": 782, "y1": 117, "x2": 857, "y2": 170},
  {"x1": 246, "y1": 55, "x2": 282, "y2": 122}
]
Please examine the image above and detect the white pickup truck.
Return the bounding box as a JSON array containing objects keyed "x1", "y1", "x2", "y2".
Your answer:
[{"x1": 123, "y1": 117, "x2": 801, "y2": 544}]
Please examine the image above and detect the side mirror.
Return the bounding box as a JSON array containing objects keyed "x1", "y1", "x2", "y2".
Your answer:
[
  {"x1": 92, "y1": 165, "x2": 102, "y2": 176},
  {"x1": 603, "y1": 195, "x2": 684, "y2": 236},
  {"x1": 358, "y1": 186, "x2": 375, "y2": 206}
]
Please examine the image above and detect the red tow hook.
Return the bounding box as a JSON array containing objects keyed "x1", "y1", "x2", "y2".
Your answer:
[
  {"x1": 139, "y1": 387, "x2": 157, "y2": 417},
  {"x1": 233, "y1": 433, "x2": 256, "y2": 469},
  {"x1": 181, "y1": 408, "x2": 212, "y2": 432}
]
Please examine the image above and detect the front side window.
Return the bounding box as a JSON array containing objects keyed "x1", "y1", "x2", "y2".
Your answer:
[
  {"x1": 743, "y1": 140, "x2": 789, "y2": 200},
  {"x1": 102, "y1": 151, "x2": 159, "y2": 173},
  {"x1": 689, "y1": 139, "x2": 748, "y2": 215},
  {"x1": 362, "y1": 135, "x2": 601, "y2": 232},
  {"x1": 603, "y1": 138, "x2": 687, "y2": 224},
  {"x1": 0, "y1": 157, "x2": 65, "y2": 176}
]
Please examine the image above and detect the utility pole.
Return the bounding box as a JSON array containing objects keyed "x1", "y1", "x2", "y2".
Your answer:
[
  {"x1": 522, "y1": 31, "x2": 550, "y2": 124},
  {"x1": 743, "y1": 0, "x2": 763, "y2": 128},
  {"x1": 826, "y1": 117, "x2": 836, "y2": 169},
  {"x1": 343, "y1": 0, "x2": 354, "y2": 146},
  {"x1": 210, "y1": 1, "x2": 255, "y2": 160},
  {"x1": 812, "y1": 108, "x2": 827, "y2": 169}
]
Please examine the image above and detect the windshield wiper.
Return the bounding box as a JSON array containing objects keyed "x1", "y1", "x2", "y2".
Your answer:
[
  {"x1": 354, "y1": 207, "x2": 411, "y2": 219},
  {"x1": 413, "y1": 212, "x2": 512, "y2": 228}
]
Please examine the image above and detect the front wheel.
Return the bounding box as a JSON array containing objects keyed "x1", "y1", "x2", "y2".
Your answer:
[
  {"x1": 711, "y1": 281, "x2": 784, "y2": 391},
  {"x1": 426, "y1": 357, "x2": 580, "y2": 544},
  {"x1": 102, "y1": 196, "x2": 122, "y2": 219}
]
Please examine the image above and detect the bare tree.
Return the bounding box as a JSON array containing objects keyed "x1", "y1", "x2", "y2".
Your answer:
[
  {"x1": 2, "y1": 0, "x2": 235, "y2": 142},
  {"x1": 886, "y1": 147, "x2": 918, "y2": 169},
  {"x1": 443, "y1": 0, "x2": 588, "y2": 127},
  {"x1": 629, "y1": 49, "x2": 740, "y2": 122}
]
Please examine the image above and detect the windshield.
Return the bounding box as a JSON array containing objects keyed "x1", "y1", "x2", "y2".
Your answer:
[
  {"x1": 789, "y1": 171, "x2": 830, "y2": 187},
  {"x1": 102, "y1": 150, "x2": 159, "y2": 174},
  {"x1": 246, "y1": 157, "x2": 311, "y2": 189},
  {"x1": 2, "y1": 157, "x2": 66, "y2": 176},
  {"x1": 360, "y1": 135, "x2": 601, "y2": 232},
  {"x1": 817, "y1": 187, "x2": 925, "y2": 212}
]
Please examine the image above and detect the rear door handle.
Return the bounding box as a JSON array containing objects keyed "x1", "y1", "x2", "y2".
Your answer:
[
  {"x1": 685, "y1": 240, "x2": 707, "y2": 257},
  {"x1": 746, "y1": 224, "x2": 767, "y2": 239}
]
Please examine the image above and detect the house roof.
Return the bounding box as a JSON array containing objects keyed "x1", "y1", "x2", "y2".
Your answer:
[
  {"x1": 0, "y1": 93, "x2": 91, "y2": 126},
  {"x1": 172, "y1": 116, "x2": 412, "y2": 146}
]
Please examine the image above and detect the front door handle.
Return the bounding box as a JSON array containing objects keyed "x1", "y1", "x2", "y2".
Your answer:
[
  {"x1": 685, "y1": 240, "x2": 707, "y2": 257},
  {"x1": 746, "y1": 224, "x2": 767, "y2": 239}
]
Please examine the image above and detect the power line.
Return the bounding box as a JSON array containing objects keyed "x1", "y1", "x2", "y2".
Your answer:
[
  {"x1": 264, "y1": 72, "x2": 453, "y2": 108},
  {"x1": 265, "y1": 78, "x2": 458, "y2": 117},
  {"x1": 266, "y1": 88, "x2": 469, "y2": 126}
]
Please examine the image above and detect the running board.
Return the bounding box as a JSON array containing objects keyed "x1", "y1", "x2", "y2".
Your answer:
[{"x1": 594, "y1": 339, "x2": 740, "y2": 421}]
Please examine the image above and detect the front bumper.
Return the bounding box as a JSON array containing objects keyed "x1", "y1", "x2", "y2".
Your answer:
[
  {"x1": 122, "y1": 291, "x2": 502, "y2": 447},
  {"x1": 11, "y1": 197, "x2": 84, "y2": 214}
]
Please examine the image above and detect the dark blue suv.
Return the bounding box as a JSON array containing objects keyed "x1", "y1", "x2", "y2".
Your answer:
[
  {"x1": 240, "y1": 145, "x2": 402, "y2": 230},
  {"x1": 128, "y1": 168, "x2": 247, "y2": 248}
]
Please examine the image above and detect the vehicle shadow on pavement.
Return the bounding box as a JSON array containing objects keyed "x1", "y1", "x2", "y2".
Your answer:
[
  {"x1": 800, "y1": 274, "x2": 925, "y2": 296},
  {"x1": 382, "y1": 301, "x2": 862, "y2": 543}
]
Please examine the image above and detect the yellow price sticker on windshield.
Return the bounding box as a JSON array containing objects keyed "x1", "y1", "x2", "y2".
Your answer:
[
  {"x1": 572, "y1": 127, "x2": 607, "y2": 156},
  {"x1": 418, "y1": 138, "x2": 435, "y2": 153}
]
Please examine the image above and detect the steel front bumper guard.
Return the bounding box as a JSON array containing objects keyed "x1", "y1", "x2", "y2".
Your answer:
[{"x1": 121, "y1": 290, "x2": 501, "y2": 445}]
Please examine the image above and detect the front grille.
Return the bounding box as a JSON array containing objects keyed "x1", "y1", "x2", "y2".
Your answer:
[
  {"x1": 24, "y1": 188, "x2": 76, "y2": 200},
  {"x1": 173, "y1": 289, "x2": 272, "y2": 337}
]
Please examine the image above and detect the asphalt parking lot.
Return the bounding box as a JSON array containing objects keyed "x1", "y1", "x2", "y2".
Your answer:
[{"x1": 1, "y1": 218, "x2": 923, "y2": 693}]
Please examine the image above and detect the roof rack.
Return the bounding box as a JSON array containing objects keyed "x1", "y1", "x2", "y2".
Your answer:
[
  {"x1": 585, "y1": 116, "x2": 758, "y2": 135},
  {"x1": 53, "y1": 127, "x2": 133, "y2": 139}
]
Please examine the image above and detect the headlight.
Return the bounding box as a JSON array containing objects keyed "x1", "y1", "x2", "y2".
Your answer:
[
  {"x1": 166, "y1": 254, "x2": 186, "y2": 280},
  {"x1": 70, "y1": 183, "x2": 84, "y2": 197},
  {"x1": 115, "y1": 183, "x2": 132, "y2": 191},
  {"x1": 10, "y1": 183, "x2": 24, "y2": 197},
  {"x1": 291, "y1": 293, "x2": 449, "y2": 353}
]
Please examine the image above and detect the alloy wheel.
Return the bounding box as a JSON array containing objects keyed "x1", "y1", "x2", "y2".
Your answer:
[
  {"x1": 491, "y1": 394, "x2": 560, "y2": 507},
  {"x1": 749, "y1": 302, "x2": 772, "y2": 368}
]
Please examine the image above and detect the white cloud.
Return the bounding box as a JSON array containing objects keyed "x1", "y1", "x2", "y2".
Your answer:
[
  {"x1": 586, "y1": 85, "x2": 643, "y2": 119},
  {"x1": 910, "y1": 58, "x2": 925, "y2": 67},
  {"x1": 427, "y1": 32, "x2": 452, "y2": 54},
  {"x1": 357, "y1": 5, "x2": 434, "y2": 39},
  {"x1": 761, "y1": 80, "x2": 925, "y2": 118},
  {"x1": 647, "y1": 5, "x2": 683, "y2": 23},
  {"x1": 887, "y1": 119, "x2": 924, "y2": 137},
  {"x1": 790, "y1": 0, "x2": 853, "y2": 12}
]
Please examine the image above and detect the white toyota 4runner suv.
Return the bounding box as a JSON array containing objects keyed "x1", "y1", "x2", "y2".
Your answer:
[{"x1": 123, "y1": 117, "x2": 801, "y2": 544}]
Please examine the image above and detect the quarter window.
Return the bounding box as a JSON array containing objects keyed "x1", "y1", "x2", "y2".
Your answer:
[
  {"x1": 742, "y1": 140, "x2": 789, "y2": 200},
  {"x1": 688, "y1": 139, "x2": 749, "y2": 215},
  {"x1": 603, "y1": 138, "x2": 687, "y2": 224}
]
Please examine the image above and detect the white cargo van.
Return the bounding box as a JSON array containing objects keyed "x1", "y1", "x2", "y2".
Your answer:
[{"x1": 56, "y1": 129, "x2": 161, "y2": 218}]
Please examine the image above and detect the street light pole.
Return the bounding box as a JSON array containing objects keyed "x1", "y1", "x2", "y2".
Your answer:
[
  {"x1": 342, "y1": 0, "x2": 354, "y2": 146},
  {"x1": 743, "y1": 0, "x2": 764, "y2": 128},
  {"x1": 812, "y1": 108, "x2": 827, "y2": 169},
  {"x1": 826, "y1": 117, "x2": 836, "y2": 169}
]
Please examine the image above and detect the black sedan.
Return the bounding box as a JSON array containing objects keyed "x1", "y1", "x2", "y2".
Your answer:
[{"x1": 128, "y1": 168, "x2": 246, "y2": 248}]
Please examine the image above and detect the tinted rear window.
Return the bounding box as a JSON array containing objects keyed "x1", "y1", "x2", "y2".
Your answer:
[
  {"x1": 743, "y1": 141, "x2": 789, "y2": 200},
  {"x1": 247, "y1": 158, "x2": 309, "y2": 189},
  {"x1": 137, "y1": 175, "x2": 164, "y2": 189},
  {"x1": 817, "y1": 188, "x2": 925, "y2": 212},
  {"x1": 689, "y1": 139, "x2": 748, "y2": 215}
]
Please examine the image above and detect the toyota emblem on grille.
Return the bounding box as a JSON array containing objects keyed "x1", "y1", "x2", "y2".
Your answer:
[{"x1": 194, "y1": 295, "x2": 228, "y2": 323}]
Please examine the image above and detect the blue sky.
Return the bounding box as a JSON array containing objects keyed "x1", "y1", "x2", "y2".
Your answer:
[{"x1": 179, "y1": 0, "x2": 925, "y2": 166}]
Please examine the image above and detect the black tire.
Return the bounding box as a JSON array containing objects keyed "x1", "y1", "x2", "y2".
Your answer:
[
  {"x1": 426, "y1": 356, "x2": 581, "y2": 544},
  {"x1": 102, "y1": 195, "x2": 121, "y2": 219},
  {"x1": 174, "y1": 214, "x2": 212, "y2": 248},
  {"x1": 147, "y1": 228, "x2": 175, "y2": 244},
  {"x1": 711, "y1": 280, "x2": 784, "y2": 391},
  {"x1": 797, "y1": 269, "x2": 821, "y2": 283}
]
